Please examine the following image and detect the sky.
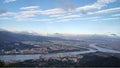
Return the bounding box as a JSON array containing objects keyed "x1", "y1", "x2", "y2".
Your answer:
[{"x1": 0, "y1": 0, "x2": 120, "y2": 35}]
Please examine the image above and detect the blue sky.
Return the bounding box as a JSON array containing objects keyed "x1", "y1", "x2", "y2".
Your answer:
[{"x1": 0, "y1": 0, "x2": 120, "y2": 35}]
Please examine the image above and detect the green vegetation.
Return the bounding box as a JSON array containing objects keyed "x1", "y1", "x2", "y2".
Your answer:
[{"x1": 0, "y1": 60, "x2": 5, "y2": 67}]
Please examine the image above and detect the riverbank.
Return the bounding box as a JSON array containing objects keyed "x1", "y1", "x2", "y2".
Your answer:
[{"x1": 0, "y1": 44, "x2": 120, "y2": 62}]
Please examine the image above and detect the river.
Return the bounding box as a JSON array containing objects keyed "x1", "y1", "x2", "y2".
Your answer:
[{"x1": 0, "y1": 44, "x2": 120, "y2": 62}]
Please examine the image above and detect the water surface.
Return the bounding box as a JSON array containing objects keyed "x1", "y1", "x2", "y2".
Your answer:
[{"x1": 0, "y1": 44, "x2": 120, "y2": 62}]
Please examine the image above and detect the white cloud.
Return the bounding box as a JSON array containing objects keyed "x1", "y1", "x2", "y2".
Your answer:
[
  {"x1": 14, "y1": 6, "x2": 42, "y2": 20},
  {"x1": 76, "y1": 0, "x2": 116, "y2": 13},
  {"x1": 55, "y1": 19, "x2": 72, "y2": 23},
  {"x1": 56, "y1": 14, "x2": 80, "y2": 19},
  {"x1": 0, "y1": 17, "x2": 9, "y2": 20},
  {"x1": 15, "y1": 7, "x2": 68, "y2": 20},
  {"x1": 14, "y1": 10, "x2": 41, "y2": 20},
  {"x1": 88, "y1": 7, "x2": 120, "y2": 15},
  {"x1": 0, "y1": 12, "x2": 14, "y2": 20},
  {"x1": 74, "y1": 17, "x2": 101, "y2": 21},
  {"x1": 29, "y1": 14, "x2": 80, "y2": 23},
  {"x1": 55, "y1": 17, "x2": 101, "y2": 23},
  {"x1": 0, "y1": 12, "x2": 15, "y2": 16},
  {"x1": 49, "y1": 14, "x2": 65, "y2": 17},
  {"x1": 31, "y1": 18, "x2": 54, "y2": 22},
  {"x1": 41, "y1": 8, "x2": 67, "y2": 15},
  {"x1": 100, "y1": 17, "x2": 120, "y2": 21},
  {"x1": 92, "y1": 17, "x2": 120, "y2": 21},
  {"x1": 112, "y1": 14, "x2": 120, "y2": 16},
  {"x1": 20, "y1": 6, "x2": 40, "y2": 10},
  {"x1": 97, "y1": 0, "x2": 116, "y2": 5},
  {"x1": 1, "y1": 0, "x2": 119, "y2": 23},
  {"x1": 4, "y1": 0, "x2": 16, "y2": 3}
]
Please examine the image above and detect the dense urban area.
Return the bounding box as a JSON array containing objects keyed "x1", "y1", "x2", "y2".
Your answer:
[{"x1": 0, "y1": 30, "x2": 120, "y2": 67}]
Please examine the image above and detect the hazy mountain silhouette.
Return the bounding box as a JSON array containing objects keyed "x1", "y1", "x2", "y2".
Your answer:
[{"x1": 0, "y1": 30, "x2": 65, "y2": 42}]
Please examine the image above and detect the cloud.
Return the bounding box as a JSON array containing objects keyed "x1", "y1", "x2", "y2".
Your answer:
[
  {"x1": 5, "y1": 0, "x2": 117, "y2": 21},
  {"x1": 15, "y1": 6, "x2": 42, "y2": 20},
  {"x1": 76, "y1": 0, "x2": 116, "y2": 14},
  {"x1": 55, "y1": 17, "x2": 101, "y2": 23},
  {"x1": 74, "y1": 17, "x2": 101, "y2": 21},
  {"x1": 0, "y1": 9, "x2": 7, "y2": 14},
  {"x1": 97, "y1": 0, "x2": 116, "y2": 5},
  {"x1": 112, "y1": 14, "x2": 120, "y2": 16},
  {"x1": 0, "y1": 0, "x2": 119, "y2": 23},
  {"x1": 49, "y1": 14, "x2": 65, "y2": 17},
  {"x1": 20, "y1": 6, "x2": 40, "y2": 10},
  {"x1": 58, "y1": 0, "x2": 75, "y2": 12},
  {"x1": 29, "y1": 14, "x2": 80, "y2": 23},
  {"x1": 41, "y1": 8, "x2": 67, "y2": 15},
  {"x1": 55, "y1": 19, "x2": 72, "y2": 23},
  {"x1": 92, "y1": 17, "x2": 120, "y2": 21},
  {"x1": 0, "y1": 12, "x2": 14, "y2": 16},
  {"x1": 56, "y1": 14, "x2": 80, "y2": 19},
  {"x1": 15, "y1": 7, "x2": 68, "y2": 20},
  {"x1": 111, "y1": 33, "x2": 117, "y2": 36},
  {"x1": 14, "y1": 10, "x2": 41, "y2": 20},
  {"x1": 31, "y1": 18, "x2": 54, "y2": 22},
  {"x1": 4, "y1": 0, "x2": 16, "y2": 3},
  {"x1": 0, "y1": 17, "x2": 9, "y2": 20},
  {"x1": 88, "y1": 7, "x2": 120, "y2": 15},
  {"x1": 100, "y1": 17, "x2": 120, "y2": 21}
]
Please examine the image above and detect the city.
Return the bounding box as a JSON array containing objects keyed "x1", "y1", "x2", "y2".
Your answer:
[{"x1": 0, "y1": 0, "x2": 120, "y2": 67}]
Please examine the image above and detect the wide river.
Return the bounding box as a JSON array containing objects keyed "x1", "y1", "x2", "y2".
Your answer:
[{"x1": 0, "y1": 44, "x2": 120, "y2": 62}]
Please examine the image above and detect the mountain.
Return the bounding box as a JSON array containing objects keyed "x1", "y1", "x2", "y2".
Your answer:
[
  {"x1": 0, "y1": 30, "x2": 67, "y2": 51},
  {"x1": 0, "y1": 30, "x2": 120, "y2": 51},
  {"x1": 0, "y1": 30, "x2": 65, "y2": 42},
  {"x1": 49, "y1": 33, "x2": 120, "y2": 42}
]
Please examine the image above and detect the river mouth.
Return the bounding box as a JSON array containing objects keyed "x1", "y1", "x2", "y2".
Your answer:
[
  {"x1": 0, "y1": 44, "x2": 120, "y2": 62},
  {"x1": 89, "y1": 44, "x2": 120, "y2": 54}
]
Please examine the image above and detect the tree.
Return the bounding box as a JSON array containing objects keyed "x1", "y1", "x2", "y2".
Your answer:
[{"x1": 0, "y1": 60, "x2": 5, "y2": 67}]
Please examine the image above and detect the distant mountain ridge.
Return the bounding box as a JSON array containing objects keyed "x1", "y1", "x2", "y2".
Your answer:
[
  {"x1": 0, "y1": 30, "x2": 65, "y2": 42},
  {"x1": 49, "y1": 33, "x2": 120, "y2": 42},
  {"x1": 0, "y1": 30, "x2": 120, "y2": 42}
]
